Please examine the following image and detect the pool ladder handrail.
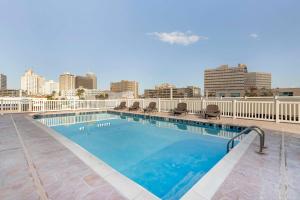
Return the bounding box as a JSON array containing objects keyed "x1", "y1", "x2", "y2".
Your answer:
[{"x1": 227, "y1": 126, "x2": 266, "y2": 154}]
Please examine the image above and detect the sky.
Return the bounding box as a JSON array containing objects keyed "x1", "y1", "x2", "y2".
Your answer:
[{"x1": 0, "y1": 0, "x2": 300, "y2": 93}]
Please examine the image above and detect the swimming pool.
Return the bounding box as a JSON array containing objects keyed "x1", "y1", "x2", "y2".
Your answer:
[{"x1": 37, "y1": 112, "x2": 243, "y2": 199}]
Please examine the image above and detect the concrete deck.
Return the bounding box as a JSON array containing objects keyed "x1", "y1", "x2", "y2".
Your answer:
[
  {"x1": 0, "y1": 114, "x2": 126, "y2": 200},
  {"x1": 212, "y1": 130, "x2": 300, "y2": 200},
  {"x1": 1, "y1": 112, "x2": 300, "y2": 200}
]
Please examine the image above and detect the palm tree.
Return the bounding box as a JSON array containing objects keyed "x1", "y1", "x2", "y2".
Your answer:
[{"x1": 76, "y1": 89, "x2": 85, "y2": 99}]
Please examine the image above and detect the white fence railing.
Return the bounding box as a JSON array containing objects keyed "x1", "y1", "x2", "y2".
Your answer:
[{"x1": 1, "y1": 98, "x2": 300, "y2": 124}]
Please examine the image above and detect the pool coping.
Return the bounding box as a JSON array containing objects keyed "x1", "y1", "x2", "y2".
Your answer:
[
  {"x1": 31, "y1": 111, "x2": 257, "y2": 200},
  {"x1": 181, "y1": 130, "x2": 257, "y2": 200},
  {"x1": 28, "y1": 115, "x2": 160, "y2": 200}
]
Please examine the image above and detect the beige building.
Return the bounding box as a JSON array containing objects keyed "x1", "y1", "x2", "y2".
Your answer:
[
  {"x1": 21, "y1": 69, "x2": 45, "y2": 95},
  {"x1": 75, "y1": 73, "x2": 97, "y2": 89},
  {"x1": 110, "y1": 80, "x2": 139, "y2": 98},
  {"x1": 245, "y1": 72, "x2": 271, "y2": 90},
  {"x1": 0, "y1": 89, "x2": 26, "y2": 97},
  {"x1": 204, "y1": 64, "x2": 272, "y2": 97},
  {"x1": 204, "y1": 64, "x2": 248, "y2": 97},
  {"x1": 155, "y1": 83, "x2": 176, "y2": 89},
  {"x1": 0, "y1": 73, "x2": 7, "y2": 90},
  {"x1": 272, "y1": 88, "x2": 300, "y2": 96},
  {"x1": 59, "y1": 73, "x2": 75, "y2": 92},
  {"x1": 144, "y1": 84, "x2": 201, "y2": 98}
]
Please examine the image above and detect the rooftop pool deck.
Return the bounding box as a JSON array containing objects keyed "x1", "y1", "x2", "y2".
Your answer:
[{"x1": 1, "y1": 111, "x2": 300, "y2": 200}]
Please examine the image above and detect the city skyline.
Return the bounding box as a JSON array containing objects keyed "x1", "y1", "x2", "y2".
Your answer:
[{"x1": 1, "y1": 0, "x2": 300, "y2": 91}]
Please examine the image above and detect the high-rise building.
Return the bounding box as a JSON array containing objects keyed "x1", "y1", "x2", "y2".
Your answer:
[
  {"x1": 204, "y1": 64, "x2": 248, "y2": 97},
  {"x1": 144, "y1": 84, "x2": 201, "y2": 98},
  {"x1": 204, "y1": 64, "x2": 272, "y2": 97},
  {"x1": 0, "y1": 73, "x2": 7, "y2": 90},
  {"x1": 59, "y1": 73, "x2": 75, "y2": 92},
  {"x1": 75, "y1": 73, "x2": 97, "y2": 89},
  {"x1": 110, "y1": 80, "x2": 139, "y2": 98},
  {"x1": 43, "y1": 80, "x2": 59, "y2": 95},
  {"x1": 245, "y1": 72, "x2": 272, "y2": 90},
  {"x1": 21, "y1": 69, "x2": 45, "y2": 95}
]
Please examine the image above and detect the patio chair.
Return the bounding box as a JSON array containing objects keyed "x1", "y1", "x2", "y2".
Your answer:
[
  {"x1": 114, "y1": 101, "x2": 127, "y2": 110},
  {"x1": 129, "y1": 102, "x2": 140, "y2": 111},
  {"x1": 143, "y1": 102, "x2": 157, "y2": 113},
  {"x1": 204, "y1": 104, "x2": 221, "y2": 119},
  {"x1": 173, "y1": 103, "x2": 188, "y2": 116}
]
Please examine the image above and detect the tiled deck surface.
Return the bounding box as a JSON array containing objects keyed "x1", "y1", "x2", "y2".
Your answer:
[
  {"x1": 212, "y1": 130, "x2": 300, "y2": 200},
  {"x1": 1, "y1": 111, "x2": 300, "y2": 200},
  {"x1": 0, "y1": 114, "x2": 126, "y2": 200}
]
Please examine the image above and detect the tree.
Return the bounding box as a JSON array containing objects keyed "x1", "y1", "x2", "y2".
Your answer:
[
  {"x1": 96, "y1": 92, "x2": 108, "y2": 100},
  {"x1": 245, "y1": 87, "x2": 258, "y2": 97},
  {"x1": 76, "y1": 89, "x2": 85, "y2": 99}
]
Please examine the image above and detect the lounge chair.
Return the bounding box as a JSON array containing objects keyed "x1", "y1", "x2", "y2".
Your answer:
[
  {"x1": 114, "y1": 101, "x2": 126, "y2": 110},
  {"x1": 129, "y1": 102, "x2": 140, "y2": 111},
  {"x1": 173, "y1": 103, "x2": 188, "y2": 116},
  {"x1": 144, "y1": 102, "x2": 157, "y2": 113},
  {"x1": 204, "y1": 105, "x2": 221, "y2": 119}
]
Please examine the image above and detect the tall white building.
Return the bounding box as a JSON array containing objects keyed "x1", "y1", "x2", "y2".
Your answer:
[
  {"x1": 43, "y1": 80, "x2": 59, "y2": 95},
  {"x1": 21, "y1": 69, "x2": 45, "y2": 95},
  {"x1": 0, "y1": 73, "x2": 7, "y2": 90}
]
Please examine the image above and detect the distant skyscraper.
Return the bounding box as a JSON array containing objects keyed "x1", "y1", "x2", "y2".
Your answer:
[
  {"x1": 21, "y1": 69, "x2": 45, "y2": 95},
  {"x1": 59, "y1": 73, "x2": 75, "y2": 92},
  {"x1": 75, "y1": 73, "x2": 97, "y2": 89},
  {"x1": 43, "y1": 80, "x2": 59, "y2": 95},
  {"x1": 110, "y1": 80, "x2": 139, "y2": 98},
  {"x1": 0, "y1": 73, "x2": 7, "y2": 90}
]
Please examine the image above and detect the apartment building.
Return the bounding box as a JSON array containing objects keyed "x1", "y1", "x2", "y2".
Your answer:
[
  {"x1": 21, "y1": 69, "x2": 45, "y2": 95},
  {"x1": 245, "y1": 72, "x2": 272, "y2": 90},
  {"x1": 204, "y1": 64, "x2": 247, "y2": 97},
  {"x1": 59, "y1": 73, "x2": 75, "y2": 92},
  {"x1": 144, "y1": 84, "x2": 201, "y2": 98},
  {"x1": 204, "y1": 64, "x2": 271, "y2": 97},
  {"x1": 0, "y1": 89, "x2": 26, "y2": 97},
  {"x1": 0, "y1": 73, "x2": 7, "y2": 90},
  {"x1": 110, "y1": 80, "x2": 139, "y2": 98},
  {"x1": 43, "y1": 80, "x2": 59, "y2": 95},
  {"x1": 272, "y1": 88, "x2": 300, "y2": 96},
  {"x1": 75, "y1": 73, "x2": 97, "y2": 89}
]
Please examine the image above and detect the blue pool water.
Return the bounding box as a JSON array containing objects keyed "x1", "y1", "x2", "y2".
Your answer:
[{"x1": 39, "y1": 113, "x2": 240, "y2": 199}]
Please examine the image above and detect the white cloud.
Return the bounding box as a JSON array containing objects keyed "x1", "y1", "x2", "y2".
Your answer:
[
  {"x1": 149, "y1": 31, "x2": 208, "y2": 45},
  {"x1": 249, "y1": 33, "x2": 259, "y2": 39}
]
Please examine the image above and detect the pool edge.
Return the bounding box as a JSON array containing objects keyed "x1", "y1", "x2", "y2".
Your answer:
[
  {"x1": 181, "y1": 130, "x2": 257, "y2": 200},
  {"x1": 27, "y1": 115, "x2": 160, "y2": 200},
  {"x1": 31, "y1": 111, "x2": 254, "y2": 200}
]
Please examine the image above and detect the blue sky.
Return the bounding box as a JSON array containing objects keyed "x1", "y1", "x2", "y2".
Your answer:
[{"x1": 0, "y1": 0, "x2": 300, "y2": 93}]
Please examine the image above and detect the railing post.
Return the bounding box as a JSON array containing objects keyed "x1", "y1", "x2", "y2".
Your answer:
[
  {"x1": 1, "y1": 99, "x2": 3, "y2": 115},
  {"x1": 158, "y1": 98, "x2": 161, "y2": 112},
  {"x1": 232, "y1": 99, "x2": 237, "y2": 119},
  {"x1": 42, "y1": 100, "x2": 45, "y2": 112},
  {"x1": 275, "y1": 98, "x2": 280, "y2": 123},
  {"x1": 18, "y1": 100, "x2": 22, "y2": 112},
  {"x1": 29, "y1": 99, "x2": 32, "y2": 112},
  {"x1": 201, "y1": 98, "x2": 205, "y2": 111}
]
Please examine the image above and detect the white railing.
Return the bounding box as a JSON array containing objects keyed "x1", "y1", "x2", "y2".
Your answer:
[{"x1": 1, "y1": 98, "x2": 300, "y2": 124}]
